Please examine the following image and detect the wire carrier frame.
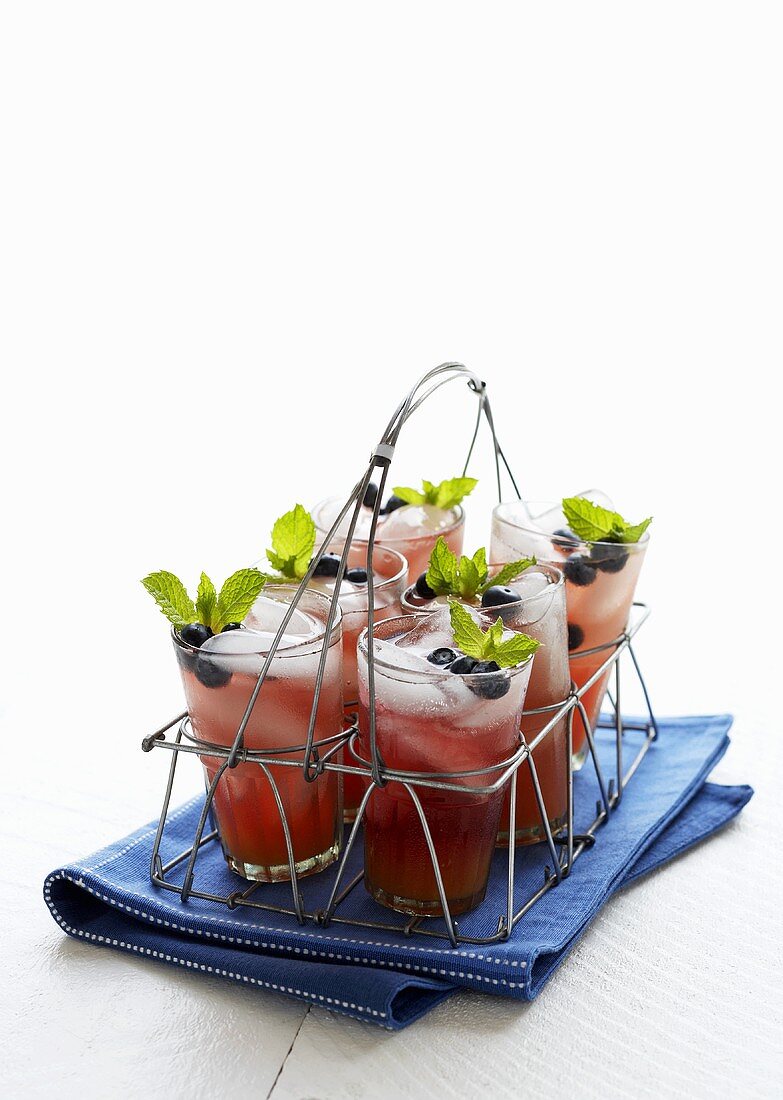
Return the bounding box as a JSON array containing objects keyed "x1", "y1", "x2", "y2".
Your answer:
[{"x1": 142, "y1": 364, "x2": 658, "y2": 947}]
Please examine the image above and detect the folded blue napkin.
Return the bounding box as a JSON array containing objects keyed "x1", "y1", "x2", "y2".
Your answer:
[{"x1": 44, "y1": 715, "x2": 751, "y2": 1029}]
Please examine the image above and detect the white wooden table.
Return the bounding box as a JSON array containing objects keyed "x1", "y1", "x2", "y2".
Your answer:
[{"x1": 2, "y1": 559, "x2": 780, "y2": 1100}]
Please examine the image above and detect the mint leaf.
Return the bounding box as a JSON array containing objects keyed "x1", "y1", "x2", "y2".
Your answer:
[
  {"x1": 448, "y1": 601, "x2": 488, "y2": 659},
  {"x1": 562, "y1": 498, "x2": 620, "y2": 542},
  {"x1": 457, "y1": 555, "x2": 480, "y2": 600},
  {"x1": 141, "y1": 571, "x2": 196, "y2": 626},
  {"x1": 481, "y1": 558, "x2": 536, "y2": 591},
  {"x1": 433, "y1": 476, "x2": 478, "y2": 510},
  {"x1": 425, "y1": 536, "x2": 458, "y2": 595},
  {"x1": 267, "y1": 504, "x2": 316, "y2": 580},
  {"x1": 448, "y1": 601, "x2": 539, "y2": 668},
  {"x1": 215, "y1": 568, "x2": 266, "y2": 629},
  {"x1": 392, "y1": 485, "x2": 426, "y2": 506},
  {"x1": 621, "y1": 516, "x2": 653, "y2": 544},
  {"x1": 490, "y1": 632, "x2": 540, "y2": 668},
  {"x1": 562, "y1": 497, "x2": 652, "y2": 545},
  {"x1": 196, "y1": 572, "x2": 218, "y2": 631},
  {"x1": 392, "y1": 477, "x2": 478, "y2": 511}
]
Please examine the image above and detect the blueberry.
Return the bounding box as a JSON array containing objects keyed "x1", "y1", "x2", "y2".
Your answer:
[
  {"x1": 363, "y1": 481, "x2": 379, "y2": 509},
  {"x1": 221, "y1": 622, "x2": 242, "y2": 632},
  {"x1": 427, "y1": 647, "x2": 457, "y2": 666},
  {"x1": 567, "y1": 623, "x2": 585, "y2": 651},
  {"x1": 468, "y1": 660, "x2": 511, "y2": 700},
  {"x1": 589, "y1": 542, "x2": 629, "y2": 574},
  {"x1": 312, "y1": 552, "x2": 342, "y2": 577},
  {"x1": 414, "y1": 572, "x2": 436, "y2": 599},
  {"x1": 345, "y1": 567, "x2": 368, "y2": 583},
  {"x1": 180, "y1": 622, "x2": 212, "y2": 647},
  {"x1": 381, "y1": 494, "x2": 406, "y2": 515},
  {"x1": 449, "y1": 655, "x2": 478, "y2": 675},
  {"x1": 563, "y1": 554, "x2": 597, "y2": 587},
  {"x1": 194, "y1": 655, "x2": 232, "y2": 689},
  {"x1": 480, "y1": 585, "x2": 522, "y2": 608},
  {"x1": 553, "y1": 527, "x2": 580, "y2": 550}
]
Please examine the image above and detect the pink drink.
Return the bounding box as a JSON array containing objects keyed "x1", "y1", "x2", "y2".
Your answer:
[
  {"x1": 311, "y1": 496, "x2": 465, "y2": 581},
  {"x1": 491, "y1": 502, "x2": 648, "y2": 756},
  {"x1": 356, "y1": 611, "x2": 534, "y2": 916},
  {"x1": 174, "y1": 587, "x2": 344, "y2": 881},
  {"x1": 308, "y1": 543, "x2": 408, "y2": 818},
  {"x1": 402, "y1": 564, "x2": 570, "y2": 845}
]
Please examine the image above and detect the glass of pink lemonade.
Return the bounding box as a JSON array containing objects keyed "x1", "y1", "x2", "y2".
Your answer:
[
  {"x1": 356, "y1": 609, "x2": 535, "y2": 916},
  {"x1": 402, "y1": 562, "x2": 570, "y2": 845},
  {"x1": 491, "y1": 499, "x2": 650, "y2": 758},
  {"x1": 174, "y1": 586, "x2": 344, "y2": 881},
  {"x1": 311, "y1": 476, "x2": 475, "y2": 581}
]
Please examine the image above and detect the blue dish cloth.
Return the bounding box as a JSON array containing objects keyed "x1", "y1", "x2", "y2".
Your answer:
[{"x1": 44, "y1": 715, "x2": 752, "y2": 1030}]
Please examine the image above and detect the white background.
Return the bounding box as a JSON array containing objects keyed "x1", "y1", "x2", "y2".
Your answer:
[{"x1": 1, "y1": 3, "x2": 780, "y2": 1098}]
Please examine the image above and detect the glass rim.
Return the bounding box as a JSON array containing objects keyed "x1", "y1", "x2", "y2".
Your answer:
[
  {"x1": 492, "y1": 499, "x2": 651, "y2": 549},
  {"x1": 312, "y1": 495, "x2": 465, "y2": 544},
  {"x1": 251, "y1": 543, "x2": 408, "y2": 593},
  {"x1": 311, "y1": 541, "x2": 408, "y2": 591},
  {"x1": 357, "y1": 611, "x2": 535, "y2": 682},
  {"x1": 402, "y1": 560, "x2": 564, "y2": 609},
  {"x1": 172, "y1": 584, "x2": 342, "y2": 657}
]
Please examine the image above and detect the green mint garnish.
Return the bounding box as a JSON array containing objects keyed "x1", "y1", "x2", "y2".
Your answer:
[
  {"x1": 141, "y1": 571, "x2": 196, "y2": 627},
  {"x1": 561, "y1": 498, "x2": 652, "y2": 545},
  {"x1": 266, "y1": 503, "x2": 316, "y2": 580},
  {"x1": 142, "y1": 568, "x2": 266, "y2": 633},
  {"x1": 392, "y1": 476, "x2": 478, "y2": 510},
  {"x1": 449, "y1": 601, "x2": 539, "y2": 669},
  {"x1": 425, "y1": 536, "x2": 535, "y2": 601}
]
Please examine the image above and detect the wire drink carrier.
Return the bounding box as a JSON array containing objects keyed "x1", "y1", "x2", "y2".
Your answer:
[{"x1": 142, "y1": 363, "x2": 658, "y2": 947}]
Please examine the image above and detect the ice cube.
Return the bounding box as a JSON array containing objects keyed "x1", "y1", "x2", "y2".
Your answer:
[
  {"x1": 245, "y1": 594, "x2": 322, "y2": 641},
  {"x1": 502, "y1": 570, "x2": 555, "y2": 627},
  {"x1": 379, "y1": 503, "x2": 455, "y2": 538},
  {"x1": 395, "y1": 606, "x2": 455, "y2": 654},
  {"x1": 200, "y1": 628, "x2": 277, "y2": 676}
]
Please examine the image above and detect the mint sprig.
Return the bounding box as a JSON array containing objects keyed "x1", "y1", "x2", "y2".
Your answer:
[
  {"x1": 392, "y1": 476, "x2": 478, "y2": 510},
  {"x1": 449, "y1": 602, "x2": 539, "y2": 669},
  {"x1": 562, "y1": 498, "x2": 652, "y2": 546},
  {"x1": 266, "y1": 503, "x2": 316, "y2": 580},
  {"x1": 142, "y1": 568, "x2": 266, "y2": 633},
  {"x1": 425, "y1": 537, "x2": 535, "y2": 601}
]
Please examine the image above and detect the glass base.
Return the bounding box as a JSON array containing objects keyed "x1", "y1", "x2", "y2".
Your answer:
[
  {"x1": 365, "y1": 878, "x2": 487, "y2": 918},
  {"x1": 224, "y1": 838, "x2": 341, "y2": 883},
  {"x1": 496, "y1": 812, "x2": 568, "y2": 848}
]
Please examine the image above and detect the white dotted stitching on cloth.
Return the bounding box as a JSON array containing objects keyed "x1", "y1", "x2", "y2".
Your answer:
[
  {"x1": 44, "y1": 872, "x2": 528, "y2": 990},
  {"x1": 43, "y1": 881, "x2": 392, "y2": 1028},
  {"x1": 66, "y1": 800, "x2": 529, "y2": 973}
]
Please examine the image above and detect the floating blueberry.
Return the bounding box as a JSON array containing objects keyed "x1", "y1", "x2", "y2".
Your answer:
[
  {"x1": 553, "y1": 527, "x2": 580, "y2": 550},
  {"x1": 381, "y1": 494, "x2": 406, "y2": 515},
  {"x1": 345, "y1": 567, "x2": 368, "y2": 583},
  {"x1": 363, "y1": 481, "x2": 379, "y2": 509},
  {"x1": 221, "y1": 622, "x2": 243, "y2": 632},
  {"x1": 563, "y1": 555, "x2": 597, "y2": 587},
  {"x1": 567, "y1": 623, "x2": 585, "y2": 651},
  {"x1": 427, "y1": 647, "x2": 457, "y2": 666},
  {"x1": 180, "y1": 622, "x2": 212, "y2": 647},
  {"x1": 468, "y1": 660, "x2": 511, "y2": 699},
  {"x1": 414, "y1": 572, "x2": 436, "y2": 599},
  {"x1": 589, "y1": 542, "x2": 629, "y2": 574},
  {"x1": 195, "y1": 655, "x2": 232, "y2": 689},
  {"x1": 481, "y1": 585, "x2": 522, "y2": 608},
  {"x1": 312, "y1": 552, "x2": 342, "y2": 577},
  {"x1": 449, "y1": 655, "x2": 478, "y2": 675}
]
